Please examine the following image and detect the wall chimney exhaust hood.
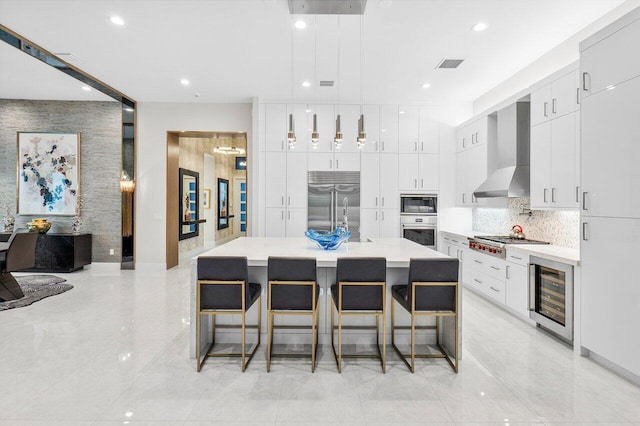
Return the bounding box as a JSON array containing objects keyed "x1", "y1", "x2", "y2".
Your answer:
[{"x1": 474, "y1": 101, "x2": 530, "y2": 198}]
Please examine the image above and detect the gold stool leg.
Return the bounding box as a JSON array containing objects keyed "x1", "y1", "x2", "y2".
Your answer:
[
  {"x1": 196, "y1": 311, "x2": 202, "y2": 372},
  {"x1": 241, "y1": 311, "x2": 246, "y2": 372},
  {"x1": 382, "y1": 311, "x2": 386, "y2": 374},
  {"x1": 410, "y1": 312, "x2": 416, "y2": 374},
  {"x1": 338, "y1": 309, "x2": 343, "y2": 374},
  {"x1": 311, "y1": 305, "x2": 317, "y2": 373},
  {"x1": 267, "y1": 310, "x2": 273, "y2": 372}
]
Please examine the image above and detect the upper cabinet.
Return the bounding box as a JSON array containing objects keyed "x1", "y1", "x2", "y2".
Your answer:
[
  {"x1": 379, "y1": 105, "x2": 399, "y2": 153},
  {"x1": 581, "y1": 16, "x2": 640, "y2": 98},
  {"x1": 360, "y1": 105, "x2": 380, "y2": 153},
  {"x1": 399, "y1": 105, "x2": 440, "y2": 154},
  {"x1": 265, "y1": 104, "x2": 288, "y2": 152},
  {"x1": 530, "y1": 70, "x2": 580, "y2": 127},
  {"x1": 456, "y1": 116, "x2": 488, "y2": 153}
]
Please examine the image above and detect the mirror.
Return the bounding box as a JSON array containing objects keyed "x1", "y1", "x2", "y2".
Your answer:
[
  {"x1": 217, "y1": 178, "x2": 229, "y2": 230},
  {"x1": 179, "y1": 168, "x2": 200, "y2": 240}
]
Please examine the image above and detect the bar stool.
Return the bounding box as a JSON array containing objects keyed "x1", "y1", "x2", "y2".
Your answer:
[
  {"x1": 196, "y1": 256, "x2": 261, "y2": 372},
  {"x1": 391, "y1": 258, "x2": 459, "y2": 373},
  {"x1": 330, "y1": 257, "x2": 386, "y2": 373},
  {"x1": 266, "y1": 257, "x2": 319, "y2": 372}
]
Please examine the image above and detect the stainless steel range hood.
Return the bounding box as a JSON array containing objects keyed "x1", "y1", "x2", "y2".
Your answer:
[{"x1": 474, "y1": 102, "x2": 530, "y2": 198}]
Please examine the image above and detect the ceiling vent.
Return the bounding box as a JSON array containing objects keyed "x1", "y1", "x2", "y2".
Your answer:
[
  {"x1": 436, "y1": 58, "x2": 465, "y2": 69},
  {"x1": 288, "y1": 0, "x2": 367, "y2": 15},
  {"x1": 319, "y1": 80, "x2": 335, "y2": 87}
]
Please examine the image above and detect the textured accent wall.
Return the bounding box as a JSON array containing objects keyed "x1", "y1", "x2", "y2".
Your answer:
[
  {"x1": 0, "y1": 99, "x2": 122, "y2": 261},
  {"x1": 473, "y1": 198, "x2": 580, "y2": 248}
]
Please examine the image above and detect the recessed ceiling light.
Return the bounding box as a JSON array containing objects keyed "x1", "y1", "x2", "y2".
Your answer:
[
  {"x1": 471, "y1": 22, "x2": 488, "y2": 32},
  {"x1": 399, "y1": 111, "x2": 405, "y2": 114},
  {"x1": 421, "y1": 83, "x2": 431, "y2": 89},
  {"x1": 294, "y1": 20, "x2": 306, "y2": 29},
  {"x1": 180, "y1": 79, "x2": 190, "y2": 86},
  {"x1": 110, "y1": 16, "x2": 125, "y2": 26},
  {"x1": 124, "y1": 107, "x2": 134, "y2": 112},
  {"x1": 302, "y1": 81, "x2": 311, "y2": 88},
  {"x1": 81, "y1": 85, "x2": 91, "y2": 91}
]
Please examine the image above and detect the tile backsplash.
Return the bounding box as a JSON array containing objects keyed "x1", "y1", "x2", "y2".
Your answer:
[{"x1": 473, "y1": 198, "x2": 579, "y2": 249}]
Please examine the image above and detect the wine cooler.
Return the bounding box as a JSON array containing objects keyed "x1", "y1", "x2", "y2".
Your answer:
[{"x1": 529, "y1": 256, "x2": 574, "y2": 343}]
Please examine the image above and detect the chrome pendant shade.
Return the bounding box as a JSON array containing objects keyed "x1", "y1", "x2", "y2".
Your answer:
[
  {"x1": 334, "y1": 114, "x2": 343, "y2": 149},
  {"x1": 287, "y1": 113, "x2": 296, "y2": 148},
  {"x1": 311, "y1": 113, "x2": 320, "y2": 148}
]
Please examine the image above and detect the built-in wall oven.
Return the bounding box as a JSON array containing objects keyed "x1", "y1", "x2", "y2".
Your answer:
[
  {"x1": 529, "y1": 256, "x2": 573, "y2": 343},
  {"x1": 400, "y1": 194, "x2": 437, "y2": 249}
]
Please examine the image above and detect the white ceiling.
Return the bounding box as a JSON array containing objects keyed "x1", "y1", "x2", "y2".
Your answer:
[{"x1": 0, "y1": 0, "x2": 632, "y2": 104}]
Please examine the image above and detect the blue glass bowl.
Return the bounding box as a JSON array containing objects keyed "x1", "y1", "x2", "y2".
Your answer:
[{"x1": 305, "y1": 228, "x2": 351, "y2": 250}]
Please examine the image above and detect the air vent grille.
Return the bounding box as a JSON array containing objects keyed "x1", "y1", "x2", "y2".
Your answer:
[
  {"x1": 436, "y1": 58, "x2": 464, "y2": 69},
  {"x1": 319, "y1": 80, "x2": 335, "y2": 87},
  {"x1": 288, "y1": 0, "x2": 367, "y2": 15}
]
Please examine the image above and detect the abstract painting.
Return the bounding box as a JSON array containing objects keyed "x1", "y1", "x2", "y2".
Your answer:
[{"x1": 17, "y1": 132, "x2": 80, "y2": 216}]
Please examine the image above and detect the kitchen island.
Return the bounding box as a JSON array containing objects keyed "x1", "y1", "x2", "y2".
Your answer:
[{"x1": 189, "y1": 237, "x2": 458, "y2": 359}]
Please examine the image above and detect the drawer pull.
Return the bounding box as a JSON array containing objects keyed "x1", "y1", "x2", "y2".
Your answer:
[
  {"x1": 490, "y1": 286, "x2": 500, "y2": 292},
  {"x1": 474, "y1": 278, "x2": 483, "y2": 284},
  {"x1": 490, "y1": 266, "x2": 500, "y2": 270},
  {"x1": 510, "y1": 255, "x2": 522, "y2": 260},
  {"x1": 474, "y1": 260, "x2": 483, "y2": 264}
]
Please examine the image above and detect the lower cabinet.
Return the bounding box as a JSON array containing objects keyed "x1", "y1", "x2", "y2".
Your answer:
[
  {"x1": 505, "y1": 261, "x2": 530, "y2": 318},
  {"x1": 360, "y1": 208, "x2": 400, "y2": 240},
  {"x1": 21, "y1": 233, "x2": 92, "y2": 272}
]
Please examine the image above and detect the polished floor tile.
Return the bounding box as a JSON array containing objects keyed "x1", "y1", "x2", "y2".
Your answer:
[{"x1": 1, "y1": 257, "x2": 639, "y2": 425}]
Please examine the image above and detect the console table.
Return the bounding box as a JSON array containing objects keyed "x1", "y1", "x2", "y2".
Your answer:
[{"x1": 4, "y1": 233, "x2": 93, "y2": 273}]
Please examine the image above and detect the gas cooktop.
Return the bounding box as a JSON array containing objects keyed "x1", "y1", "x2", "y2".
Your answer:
[{"x1": 475, "y1": 236, "x2": 550, "y2": 245}]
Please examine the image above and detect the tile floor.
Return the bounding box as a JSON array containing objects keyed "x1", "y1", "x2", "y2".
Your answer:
[{"x1": 1, "y1": 258, "x2": 639, "y2": 426}]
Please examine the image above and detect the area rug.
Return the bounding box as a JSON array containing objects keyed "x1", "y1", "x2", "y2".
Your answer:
[{"x1": 0, "y1": 275, "x2": 73, "y2": 311}]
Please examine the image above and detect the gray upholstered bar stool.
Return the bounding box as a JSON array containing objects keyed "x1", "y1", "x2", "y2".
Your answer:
[
  {"x1": 0, "y1": 229, "x2": 38, "y2": 302},
  {"x1": 266, "y1": 257, "x2": 319, "y2": 372},
  {"x1": 196, "y1": 256, "x2": 261, "y2": 372},
  {"x1": 391, "y1": 258, "x2": 459, "y2": 373},
  {"x1": 330, "y1": 257, "x2": 387, "y2": 373}
]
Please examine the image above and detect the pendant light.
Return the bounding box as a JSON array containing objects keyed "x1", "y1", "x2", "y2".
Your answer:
[
  {"x1": 287, "y1": 16, "x2": 296, "y2": 149},
  {"x1": 334, "y1": 15, "x2": 343, "y2": 150},
  {"x1": 357, "y1": 1, "x2": 366, "y2": 149},
  {"x1": 311, "y1": 16, "x2": 320, "y2": 149}
]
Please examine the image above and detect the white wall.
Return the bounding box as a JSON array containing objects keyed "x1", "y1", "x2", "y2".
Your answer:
[
  {"x1": 474, "y1": 1, "x2": 640, "y2": 113},
  {"x1": 136, "y1": 103, "x2": 252, "y2": 269},
  {"x1": 203, "y1": 153, "x2": 215, "y2": 242}
]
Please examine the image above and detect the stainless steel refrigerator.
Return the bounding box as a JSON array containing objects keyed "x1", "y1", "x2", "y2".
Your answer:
[{"x1": 307, "y1": 171, "x2": 361, "y2": 242}]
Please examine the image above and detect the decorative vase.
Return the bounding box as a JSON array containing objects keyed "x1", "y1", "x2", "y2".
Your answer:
[
  {"x1": 3, "y1": 212, "x2": 14, "y2": 233},
  {"x1": 26, "y1": 218, "x2": 52, "y2": 234},
  {"x1": 71, "y1": 216, "x2": 82, "y2": 234}
]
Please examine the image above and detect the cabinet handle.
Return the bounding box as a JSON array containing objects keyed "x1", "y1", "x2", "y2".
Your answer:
[
  {"x1": 447, "y1": 246, "x2": 451, "y2": 256},
  {"x1": 510, "y1": 255, "x2": 522, "y2": 260},
  {"x1": 490, "y1": 286, "x2": 500, "y2": 293},
  {"x1": 475, "y1": 132, "x2": 479, "y2": 143},
  {"x1": 288, "y1": 210, "x2": 291, "y2": 220},
  {"x1": 281, "y1": 196, "x2": 284, "y2": 206},
  {"x1": 528, "y1": 264, "x2": 535, "y2": 311},
  {"x1": 376, "y1": 197, "x2": 378, "y2": 207},
  {"x1": 490, "y1": 266, "x2": 500, "y2": 271},
  {"x1": 582, "y1": 72, "x2": 589, "y2": 91},
  {"x1": 474, "y1": 278, "x2": 483, "y2": 284},
  {"x1": 462, "y1": 193, "x2": 466, "y2": 204},
  {"x1": 452, "y1": 239, "x2": 459, "y2": 243},
  {"x1": 382, "y1": 211, "x2": 385, "y2": 221},
  {"x1": 414, "y1": 178, "x2": 417, "y2": 188},
  {"x1": 577, "y1": 87, "x2": 580, "y2": 105},
  {"x1": 414, "y1": 141, "x2": 418, "y2": 151},
  {"x1": 281, "y1": 210, "x2": 284, "y2": 220},
  {"x1": 336, "y1": 159, "x2": 339, "y2": 169},
  {"x1": 552, "y1": 98, "x2": 557, "y2": 114},
  {"x1": 582, "y1": 192, "x2": 589, "y2": 211},
  {"x1": 576, "y1": 186, "x2": 580, "y2": 203},
  {"x1": 582, "y1": 222, "x2": 589, "y2": 241},
  {"x1": 288, "y1": 196, "x2": 291, "y2": 206},
  {"x1": 376, "y1": 211, "x2": 378, "y2": 221},
  {"x1": 551, "y1": 187, "x2": 556, "y2": 203},
  {"x1": 543, "y1": 102, "x2": 548, "y2": 117},
  {"x1": 330, "y1": 160, "x2": 332, "y2": 169},
  {"x1": 506, "y1": 265, "x2": 510, "y2": 280},
  {"x1": 281, "y1": 140, "x2": 284, "y2": 150},
  {"x1": 462, "y1": 137, "x2": 466, "y2": 148},
  {"x1": 421, "y1": 178, "x2": 424, "y2": 188},
  {"x1": 382, "y1": 197, "x2": 385, "y2": 207},
  {"x1": 471, "y1": 133, "x2": 475, "y2": 144},
  {"x1": 421, "y1": 141, "x2": 424, "y2": 151},
  {"x1": 543, "y1": 188, "x2": 548, "y2": 203},
  {"x1": 474, "y1": 260, "x2": 483, "y2": 264},
  {"x1": 382, "y1": 141, "x2": 385, "y2": 151}
]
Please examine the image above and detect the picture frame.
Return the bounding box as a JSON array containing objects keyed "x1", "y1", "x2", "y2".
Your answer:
[
  {"x1": 203, "y1": 188, "x2": 211, "y2": 209},
  {"x1": 217, "y1": 178, "x2": 229, "y2": 230},
  {"x1": 235, "y1": 156, "x2": 247, "y2": 170},
  {"x1": 17, "y1": 132, "x2": 80, "y2": 216},
  {"x1": 179, "y1": 168, "x2": 199, "y2": 240}
]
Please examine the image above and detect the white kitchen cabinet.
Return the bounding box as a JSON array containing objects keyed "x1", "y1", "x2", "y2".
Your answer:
[
  {"x1": 265, "y1": 208, "x2": 286, "y2": 237},
  {"x1": 379, "y1": 208, "x2": 400, "y2": 237},
  {"x1": 398, "y1": 153, "x2": 439, "y2": 192},
  {"x1": 456, "y1": 117, "x2": 488, "y2": 153},
  {"x1": 398, "y1": 153, "x2": 419, "y2": 191},
  {"x1": 399, "y1": 105, "x2": 440, "y2": 154},
  {"x1": 286, "y1": 152, "x2": 308, "y2": 208},
  {"x1": 379, "y1": 105, "x2": 399, "y2": 153},
  {"x1": 265, "y1": 152, "x2": 287, "y2": 208},
  {"x1": 265, "y1": 104, "x2": 287, "y2": 152},
  {"x1": 359, "y1": 208, "x2": 380, "y2": 240},
  {"x1": 531, "y1": 112, "x2": 578, "y2": 209},
  {"x1": 581, "y1": 15, "x2": 640, "y2": 98},
  {"x1": 360, "y1": 105, "x2": 380, "y2": 153},
  {"x1": 307, "y1": 152, "x2": 334, "y2": 172},
  {"x1": 418, "y1": 154, "x2": 439, "y2": 191},
  {"x1": 530, "y1": 70, "x2": 579, "y2": 127},
  {"x1": 285, "y1": 207, "x2": 307, "y2": 236},
  {"x1": 505, "y1": 262, "x2": 530, "y2": 319},
  {"x1": 581, "y1": 76, "x2": 640, "y2": 219},
  {"x1": 334, "y1": 152, "x2": 360, "y2": 171},
  {"x1": 360, "y1": 153, "x2": 380, "y2": 209},
  {"x1": 379, "y1": 154, "x2": 399, "y2": 209},
  {"x1": 581, "y1": 216, "x2": 640, "y2": 377},
  {"x1": 455, "y1": 144, "x2": 487, "y2": 207}
]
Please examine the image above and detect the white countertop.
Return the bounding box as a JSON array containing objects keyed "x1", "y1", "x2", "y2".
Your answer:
[
  {"x1": 439, "y1": 229, "x2": 580, "y2": 266},
  {"x1": 193, "y1": 237, "x2": 449, "y2": 267}
]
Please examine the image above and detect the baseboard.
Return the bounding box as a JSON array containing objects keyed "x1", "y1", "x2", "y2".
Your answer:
[
  {"x1": 84, "y1": 262, "x2": 121, "y2": 271},
  {"x1": 584, "y1": 348, "x2": 640, "y2": 387}
]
